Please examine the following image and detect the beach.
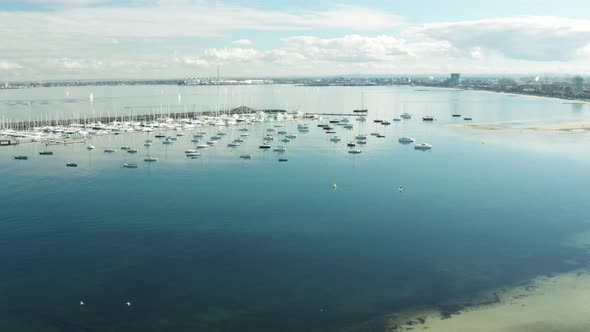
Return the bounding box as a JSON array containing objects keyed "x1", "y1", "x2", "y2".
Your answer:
[
  {"x1": 458, "y1": 120, "x2": 590, "y2": 133},
  {"x1": 382, "y1": 270, "x2": 590, "y2": 332}
]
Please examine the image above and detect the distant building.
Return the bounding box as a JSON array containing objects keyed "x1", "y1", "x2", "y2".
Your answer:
[
  {"x1": 399, "y1": 77, "x2": 412, "y2": 85},
  {"x1": 450, "y1": 73, "x2": 461, "y2": 86},
  {"x1": 572, "y1": 76, "x2": 584, "y2": 96}
]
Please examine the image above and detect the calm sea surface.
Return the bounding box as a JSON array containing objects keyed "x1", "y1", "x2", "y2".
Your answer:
[{"x1": 1, "y1": 85, "x2": 590, "y2": 331}]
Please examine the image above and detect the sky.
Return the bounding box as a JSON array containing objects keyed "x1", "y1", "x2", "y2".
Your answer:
[{"x1": 1, "y1": 0, "x2": 590, "y2": 80}]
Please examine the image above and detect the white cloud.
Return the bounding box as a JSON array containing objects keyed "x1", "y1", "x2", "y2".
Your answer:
[
  {"x1": 1, "y1": 3, "x2": 590, "y2": 79},
  {"x1": 13, "y1": 0, "x2": 110, "y2": 4},
  {"x1": 0, "y1": 60, "x2": 23, "y2": 71},
  {"x1": 232, "y1": 39, "x2": 253, "y2": 46},
  {"x1": 176, "y1": 57, "x2": 209, "y2": 67},
  {"x1": 280, "y1": 35, "x2": 412, "y2": 62},
  {"x1": 470, "y1": 47, "x2": 484, "y2": 60},
  {"x1": 414, "y1": 16, "x2": 590, "y2": 61},
  {"x1": 204, "y1": 48, "x2": 261, "y2": 62}
]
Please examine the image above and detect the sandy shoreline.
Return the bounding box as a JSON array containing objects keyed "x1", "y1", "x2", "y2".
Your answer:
[
  {"x1": 456, "y1": 120, "x2": 590, "y2": 133},
  {"x1": 379, "y1": 270, "x2": 590, "y2": 332},
  {"x1": 343, "y1": 231, "x2": 590, "y2": 332},
  {"x1": 343, "y1": 270, "x2": 590, "y2": 332}
]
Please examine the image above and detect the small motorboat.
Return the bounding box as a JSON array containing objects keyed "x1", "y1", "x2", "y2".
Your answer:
[
  {"x1": 398, "y1": 137, "x2": 416, "y2": 143},
  {"x1": 259, "y1": 144, "x2": 271, "y2": 149},
  {"x1": 374, "y1": 120, "x2": 383, "y2": 123},
  {"x1": 144, "y1": 143, "x2": 152, "y2": 147},
  {"x1": 127, "y1": 149, "x2": 138, "y2": 153},
  {"x1": 186, "y1": 152, "x2": 201, "y2": 157},
  {"x1": 278, "y1": 158, "x2": 288, "y2": 162},
  {"x1": 196, "y1": 144, "x2": 208, "y2": 149},
  {"x1": 185, "y1": 149, "x2": 197, "y2": 154},
  {"x1": 155, "y1": 133, "x2": 166, "y2": 138},
  {"x1": 377, "y1": 134, "x2": 386, "y2": 138},
  {"x1": 401, "y1": 113, "x2": 412, "y2": 119},
  {"x1": 464, "y1": 117, "x2": 473, "y2": 121},
  {"x1": 381, "y1": 121, "x2": 391, "y2": 125},
  {"x1": 240, "y1": 154, "x2": 252, "y2": 159},
  {"x1": 393, "y1": 118, "x2": 402, "y2": 122},
  {"x1": 144, "y1": 157, "x2": 158, "y2": 162},
  {"x1": 274, "y1": 146, "x2": 286, "y2": 152},
  {"x1": 330, "y1": 136, "x2": 341, "y2": 142},
  {"x1": 414, "y1": 143, "x2": 432, "y2": 150},
  {"x1": 104, "y1": 148, "x2": 116, "y2": 153},
  {"x1": 452, "y1": 113, "x2": 461, "y2": 117},
  {"x1": 123, "y1": 163, "x2": 138, "y2": 168},
  {"x1": 66, "y1": 162, "x2": 77, "y2": 167},
  {"x1": 120, "y1": 146, "x2": 130, "y2": 150},
  {"x1": 348, "y1": 149, "x2": 362, "y2": 154},
  {"x1": 227, "y1": 142, "x2": 240, "y2": 148},
  {"x1": 347, "y1": 142, "x2": 356, "y2": 147},
  {"x1": 14, "y1": 156, "x2": 28, "y2": 160},
  {"x1": 206, "y1": 140, "x2": 217, "y2": 145},
  {"x1": 422, "y1": 116, "x2": 434, "y2": 121},
  {"x1": 86, "y1": 145, "x2": 95, "y2": 150},
  {"x1": 39, "y1": 151, "x2": 53, "y2": 155}
]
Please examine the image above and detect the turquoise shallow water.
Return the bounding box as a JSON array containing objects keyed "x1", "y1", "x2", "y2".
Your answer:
[{"x1": 1, "y1": 86, "x2": 590, "y2": 331}]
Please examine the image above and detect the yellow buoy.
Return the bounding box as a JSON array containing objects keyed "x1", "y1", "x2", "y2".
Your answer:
[{"x1": 333, "y1": 184, "x2": 337, "y2": 190}]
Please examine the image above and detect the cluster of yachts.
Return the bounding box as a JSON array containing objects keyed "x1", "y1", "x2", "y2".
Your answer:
[
  {"x1": 10, "y1": 110, "x2": 440, "y2": 167},
  {"x1": 0, "y1": 111, "x2": 315, "y2": 143},
  {"x1": 314, "y1": 112, "x2": 432, "y2": 153}
]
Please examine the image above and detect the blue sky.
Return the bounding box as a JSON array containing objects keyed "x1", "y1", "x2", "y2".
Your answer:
[{"x1": 0, "y1": 0, "x2": 589, "y2": 79}]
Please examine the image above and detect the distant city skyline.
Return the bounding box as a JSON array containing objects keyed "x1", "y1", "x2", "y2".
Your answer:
[{"x1": 1, "y1": 0, "x2": 590, "y2": 80}]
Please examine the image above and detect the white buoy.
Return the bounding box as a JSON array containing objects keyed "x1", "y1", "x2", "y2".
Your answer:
[
  {"x1": 126, "y1": 302, "x2": 131, "y2": 307},
  {"x1": 80, "y1": 301, "x2": 85, "y2": 306},
  {"x1": 399, "y1": 186, "x2": 403, "y2": 192}
]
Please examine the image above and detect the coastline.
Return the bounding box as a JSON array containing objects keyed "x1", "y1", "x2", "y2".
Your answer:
[
  {"x1": 454, "y1": 120, "x2": 590, "y2": 133},
  {"x1": 408, "y1": 84, "x2": 590, "y2": 105},
  {"x1": 343, "y1": 230, "x2": 590, "y2": 332},
  {"x1": 343, "y1": 270, "x2": 590, "y2": 332}
]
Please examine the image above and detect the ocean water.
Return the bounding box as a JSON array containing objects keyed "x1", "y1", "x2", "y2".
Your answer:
[{"x1": 1, "y1": 86, "x2": 590, "y2": 331}]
